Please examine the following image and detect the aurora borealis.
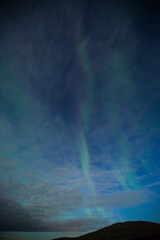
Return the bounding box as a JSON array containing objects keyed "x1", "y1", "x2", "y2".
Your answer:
[{"x1": 0, "y1": 0, "x2": 160, "y2": 239}]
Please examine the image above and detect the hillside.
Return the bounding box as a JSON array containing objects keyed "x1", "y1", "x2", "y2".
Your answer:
[{"x1": 52, "y1": 221, "x2": 160, "y2": 240}]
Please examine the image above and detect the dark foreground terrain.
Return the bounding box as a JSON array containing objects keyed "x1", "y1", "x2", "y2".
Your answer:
[{"x1": 52, "y1": 221, "x2": 160, "y2": 240}]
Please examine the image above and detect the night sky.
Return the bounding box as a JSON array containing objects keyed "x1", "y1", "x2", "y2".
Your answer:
[{"x1": 0, "y1": 0, "x2": 160, "y2": 239}]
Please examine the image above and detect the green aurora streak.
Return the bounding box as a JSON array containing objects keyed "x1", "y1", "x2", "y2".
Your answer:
[
  {"x1": 76, "y1": 11, "x2": 107, "y2": 218},
  {"x1": 106, "y1": 51, "x2": 141, "y2": 191}
]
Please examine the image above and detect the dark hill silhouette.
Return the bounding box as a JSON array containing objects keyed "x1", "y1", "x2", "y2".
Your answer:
[{"x1": 52, "y1": 221, "x2": 160, "y2": 240}]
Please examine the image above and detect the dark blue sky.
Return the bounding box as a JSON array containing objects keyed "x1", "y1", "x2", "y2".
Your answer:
[{"x1": 0, "y1": 0, "x2": 160, "y2": 239}]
